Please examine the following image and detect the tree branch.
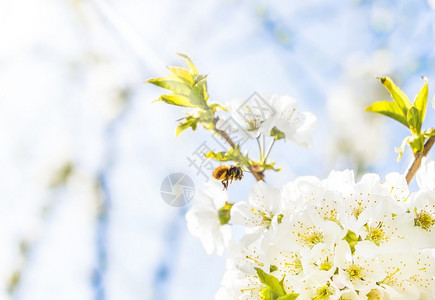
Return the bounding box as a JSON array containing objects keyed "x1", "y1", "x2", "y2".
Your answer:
[
  {"x1": 405, "y1": 135, "x2": 435, "y2": 184},
  {"x1": 212, "y1": 117, "x2": 264, "y2": 182}
]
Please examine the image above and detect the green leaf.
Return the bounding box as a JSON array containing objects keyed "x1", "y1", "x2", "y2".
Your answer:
[
  {"x1": 379, "y1": 77, "x2": 412, "y2": 116},
  {"x1": 206, "y1": 146, "x2": 249, "y2": 165},
  {"x1": 343, "y1": 230, "x2": 359, "y2": 254},
  {"x1": 176, "y1": 122, "x2": 190, "y2": 136},
  {"x1": 270, "y1": 127, "x2": 285, "y2": 141},
  {"x1": 424, "y1": 128, "x2": 435, "y2": 138},
  {"x1": 209, "y1": 103, "x2": 227, "y2": 112},
  {"x1": 205, "y1": 151, "x2": 227, "y2": 161},
  {"x1": 148, "y1": 54, "x2": 209, "y2": 109},
  {"x1": 277, "y1": 294, "x2": 299, "y2": 300},
  {"x1": 218, "y1": 202, "x2": 233, "y2": 225},
  {"x1": 208, "y1": 149, "x2": 242, "y2": 163},
  {"x1": 408, "y1": 135, "x2": 424, "y2": 153},
  {"x1": 198, "y1": 110, "x2": 214, "y2": 125},
  {"x1": 167, "y1": 66, "x2": 194, "y2": 85},
  {"x1": 414, "y1": 77, "x2": 428, "y2": 123},
  {"x1": 270, "y1": 265, "x2": 278, "y2": 273},
  {"x1": 407, "y1": 107, "x2": 422, "y2": 135},
  {"x1": 177, "y1": 53, "x2": 199, "y2": 75},
  {"x1": 189, "y1": 80, "x2": 209, "y2": 106},
  {"x1": 365, "y1": 101, "x2": 408, "y2": 127},
  {"x1": 192, "y1": 74, "x2": 209, "y2": 101},
  {"x1": 194, "y1": 74, "x2": 207, "y2": 85},
  {"x1": 260, "y1": 288, "x2": 277, "y2": 300},
  {"x1": 188, "y1": 90, "x2": 208, "y2": 107},
  {"x1": 176, "y1": 117, "x2": 198, "y2": 136},
  {"x1": 155, "y1": 94, "x2": 202, "y2": 108},
  {"x1": 255, "y1": 267, "x2": 286, "y2": 297},
  {"x1": 258, "y1": 161, "x2": 281, "y2": 172},
  {"x1": 147, "y1": 75, "x2": 191, "y2": 94}
]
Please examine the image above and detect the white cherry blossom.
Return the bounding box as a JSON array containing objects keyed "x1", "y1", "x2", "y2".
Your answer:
[
  {"x1": 377, "y1": 253, "x2": 421, "y2": 299},
  {"x1": 231, "y1": 181, "x2": 281, "y2": 243},
  {"x1": 262, "y1": 94, "x2": 317, "y2": 148},
  {"x1": 216, "y1": 94, "x2": 317, "y2": 148},
  {"x1": 186, "y1": 168, "x2": 435, "y2": 299},
  {"x1": 407, "y1": 189, "x2": 435, "y2": 248},
  {"x1": 185, "y1": 183, "x2": 231, "y2": 255},
  {"x1": 298, "y1": 275, "x2": 340, "y2": 300},
  {"x1": 275, "y1": 211, "x2": 344, "y2": 251},
  {"x1": 301, "y1": 243, "x2": 337, "y2": 279},
  {"x1": 383, "y1": 172, "x2": 409, "y2": 202},
  {"x1": 215, "y1": 268, "x2": 263, "y2": 300},
  {"x1": 334, "y1": 240, "x2": 386, "y2": 295}
]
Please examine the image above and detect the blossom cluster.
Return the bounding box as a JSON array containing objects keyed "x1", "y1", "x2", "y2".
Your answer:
[
  {"x1": 187, "y1": 159, "x2": 435, "y2": 299},
  {"x1": 216, "y1": 94, "x2": 317, "y2": 148}
]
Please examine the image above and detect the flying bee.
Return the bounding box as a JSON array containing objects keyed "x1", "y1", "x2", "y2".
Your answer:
[{"x1": 212, "y1": 165, "x2": 244, "y2": 190}]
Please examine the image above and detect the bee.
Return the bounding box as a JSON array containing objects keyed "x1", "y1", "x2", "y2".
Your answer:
[{"x1": 212, "y1": 165, "x2": 244, "y2": 190}]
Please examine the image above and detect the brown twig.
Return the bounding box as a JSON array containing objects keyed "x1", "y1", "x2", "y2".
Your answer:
[
  {"x1": 405, "y1": 135, "x2": 435, "y2": 184},
  {"x1": 212, "y1": 117, "x2": 264, "y2": 182}
]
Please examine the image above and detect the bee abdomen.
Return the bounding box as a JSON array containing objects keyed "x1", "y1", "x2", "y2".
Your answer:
[{"x1": 213, "y1": 167, "x2": 228, "y2": 180}]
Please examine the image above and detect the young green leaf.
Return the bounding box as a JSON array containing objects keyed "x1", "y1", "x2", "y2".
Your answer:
[
  {"x1": 255, "y1": 267, "x2": 286, "y2": 297},
  {"x1": 378, "y1": 77, "x2": 412, "y2": 116},
  {"x1": 270, "y1": 127, "x2": 285, "y2": 141},
  {"x1": 209, "y1": 103, "x2": 227, "y2": 112},
  {"x1": 218, "y1": 202, "x2": 233, "y2": 225},
  {"x1": 260, "y1": 287, "x2": 278, "y2": 300},
  {"x1": 194, "y1": 74, "x2": 207, "y2": 85},
  {"x1": 176, "y1": 117, "x2": 198, "y2": 136},
  {"x1": 198, "y1": 109, "x2": 214, "y2": 123},
  {"x1": 258, "y1": 161, "x2": 281, "y2": 172},
  {"x1": 414, "y1": 77, "x2": 428, "y2": 123},
  {"x1": 205, "y1": 147, "x2": 249, "y2": 165},
  {"x1": 148, "y1": 55, "x2": 208, "y2": 108},
  {"x1": 343, "y1": 230, "x2": 359, "y2": 253},
  {"x1": 205, "y1": 151, "x2": 228, "y2": 161},
  {"x1": 192, "y1": 75, "x2": 209, "y2": 101},
  {"x1": 407, "y1": 106, "x2": 422, "y2": 135},
  {"x1": 408, "y1": 135, "x2": 424, "y2": 153},
  {"x1": 187, "y1": 89, "x2": 208, "y2": 108},
  {"x1": 365, "y1": 101, "x2": 408, "y2": 127},
  {"x1": 154, "y1": 94, "x2": 202, "y2": 108},
  {"x1": 167, "y1": 67, "x2": 194, "y2": 85},
  {"x1": 147, "y1": 75, "x2": 191, "y2": 94},
  {"x1": 425, "y1": 128, "x2": 435, "y2": 138},
  {"x1": 177, "y1": 53, "x2": 199, "y2": 75},
  {"x1": 270, "y1": 265, "x2": 278, "y2": 273}
]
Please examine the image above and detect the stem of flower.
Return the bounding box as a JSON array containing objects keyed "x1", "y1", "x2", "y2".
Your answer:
[
  {"x1": 262, "y1": 134, "x2": 266, "y2": 159},
  {"x1": 263, "y1": 139, "x2": 276, "y2": 163},
  {"x1": 256, "y1": 135, "x2": 263, "y2": 161},
  {"x1": 405, "y1": 135, "x2": 435, "y2": 184},
  {"x1": 213, "y1": 117, "x2": 264, "y2": 181}
]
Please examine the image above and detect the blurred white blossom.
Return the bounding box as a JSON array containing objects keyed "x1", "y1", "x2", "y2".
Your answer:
[{"x1": 326, "y1": 51, "x2": 391, "y2": 170}]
